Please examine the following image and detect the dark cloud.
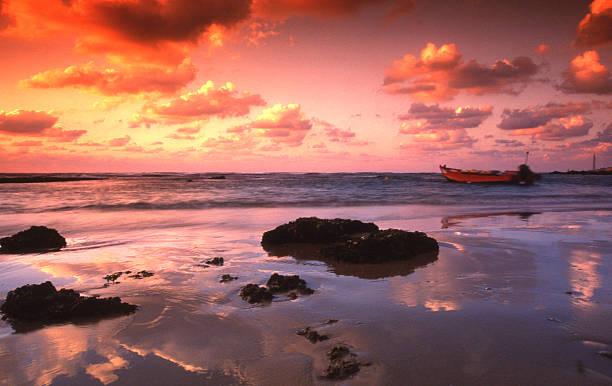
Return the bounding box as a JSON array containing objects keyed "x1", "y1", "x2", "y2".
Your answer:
[
  {"x1": 0, "y1": 0, "x2": 15, "y2": 31},
  {"x1": 498, "y1": 102, "x2": 591, "y2": 130},
  {"x1": 495, "y1": 139, "x2": 525, "y2": 147},
  {"x1": 91, "y1": 0, "x2": 252, "y2": 44}
]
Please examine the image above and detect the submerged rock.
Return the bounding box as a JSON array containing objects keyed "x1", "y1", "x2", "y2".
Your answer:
[
  {"x1": 261, "y1": 217, "x2": 378, "y2": 245},
  {"x1": 206, "y1": 257, "x2": 224, "y2": 266},
  {"x1": 220, "y1": 274, "x2": 238, "y2": 283},
  {"x1": 324, "y1": 345, "x2": 361, "y2": 380},
  {"x1": 0, "y1": 226, "x2": 66, "y2": 253},
  {"x1": 0, "y1": 281, "x2": 137, "y2": 328},
  {"x1": 239, "y1": 284, "x2": 273, "y2": 304},
  {"x1": 296, "y1": 327, "x2": 329, "y2": 343},
  {"x1": 266, "y1": 273, "x2": 314, "y2": 295},
  {"x1": 321, "y1": 229, "x2": 439, "y2": 263}
]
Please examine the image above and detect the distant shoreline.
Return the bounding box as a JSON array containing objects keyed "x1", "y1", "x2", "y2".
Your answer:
[
  {"x1": 550, "y1": 168, "x2": 612, "y2": 175},
  {"x1": 0, "y1": 177, "x2": 105, "y2": 184}
]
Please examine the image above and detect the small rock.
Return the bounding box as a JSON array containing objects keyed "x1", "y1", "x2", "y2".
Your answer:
[
  {"x1": 239, "y1": 284, "x2": 273, "y2": 304},
  {"x1": 287, "y1": 292, "x2": 298, "y2": 300},
  {"x1": 205, "y1": 257, "x2": 224, "y2": 266},
  {"x1": 324, "y1": 319, "x2": 339, "y2": 325},
  {"x1": 104, "y1": 272, "x2": 123, "y2": 283},
  {"x1": 129, "y1": 270, "x2": 154, "y2": 279},
  {"x1": 548, "y1": 317, "x2": 561, "y2": 322},
  {"x1": 0, "y1": 226, "x2": 66, "y2": 254},
  {"x1": 565, "y1": 291, "x2": 573, "y2": 295},
  {"x1": 266, "y1": 273, "x2": 314, "y2": 295},
  {"x1": 324, "y1": 345, "x2": 361, "y2": 380},
  {"x1": 220, "y1": 274, "x2": 238, "y2": 283},
  {"x1": 296, "y1": 327, "x2": 329, "y2": 343}
]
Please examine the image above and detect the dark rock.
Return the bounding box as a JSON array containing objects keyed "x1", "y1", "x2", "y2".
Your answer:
[
  {"x1": 297, "y1": 327, "x2": 329, "y2": 343},
  {"x1": 324, "y1": 345, "x2": 360, "y2": 380},
  {"x1": 0, "y1": 281, "x2": 137, "y2": 329},
  {"x1": 206, "y1": 257, "x2": 224, "y2": 266},
  {"x1": 261, "y1": 217, "x2": 378, "y2": 245},
  {"x1": 129, "y1": 270, "x2": 154, "y2": 279},
  {"x1": 239, "y1": 284, "x2": 273, "y2": 304},
  {"x1": 320, "y1": 229, "x2": 439, "y2": 263},
  {"x1": 266, "y1": 273, "x2": 314, "y2": 295},
  {"x1": 599, "y1": 351, "x2": 612, "y2": 360},
  {"x1": 0, "y1": 226, "x2": 66, "y2": 253},
  {"x1": 287, "y1": 292, "x2": 298, "y2": 300},
  {"x1": 220, "y1": 274, "x2": 238, "y2": 283},
  {"x1": 324, "y1": 319, "x2": 339, "y2": 325},
  {"x1": 104, "y1": 272, "x2": 123, "y2": 283}
]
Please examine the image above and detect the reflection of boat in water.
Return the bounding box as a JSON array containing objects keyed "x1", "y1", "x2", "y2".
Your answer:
[
  {"x1": 440, "y1": 164, "x2": 540, "y2": 184},
  {"x1": 441, "y1": 211, "x2": 540, "y2": 229}
]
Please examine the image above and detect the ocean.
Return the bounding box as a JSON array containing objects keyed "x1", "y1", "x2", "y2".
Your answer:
[{"x1": 0, "y1": 173, "x2": 611, "y2": 385}]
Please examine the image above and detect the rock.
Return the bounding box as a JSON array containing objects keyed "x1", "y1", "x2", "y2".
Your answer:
[
  {"x1": 0, "y1": 281, "x2": 137, "y2": 329},
  {"x1": 296, "y1": 327, "x2": 329, "y2": 343},
  {"x1": 104, "y1": 272, "x2": 123, "y2": 283},
  {"x1": 261, "y1": 218, "x2": 438, "y2": 264},
  {"x1": 0, "y1": 226, "x2": 66, "y2": 253},
  {"x1": 325, "y1": 319, "x2": 339, "y2": 325},
  {"x1": 239, "y1": 284, "x2": 273, "y2": 304},
  {"x1": 129, "y1": 270, "x2": 154, "y2": 279},
  {"x1": 205, "y1": 257, "x2": 224, "y2": 266},
  {"x1": 598, "y1": 351, "x2": 612, "y2": 360},
  {"x1": 261, "y1": 217, "x2": 378, "y2": 245},
  {"x1": 220, "y1": 274, "x2": 238, "y2": 283},
  {"x1": 324, "y1": 345, "x2": 361, "y2": 380},
  {"x1": 266, "y1": 273, "x2": 314, "y2": 295},
  {"x1": 320, "y1": 229, "x2": 439, "y2": 263}
]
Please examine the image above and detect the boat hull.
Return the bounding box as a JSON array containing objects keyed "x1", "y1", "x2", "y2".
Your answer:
[{"x1": 440, "y1": 165, "x2": 539, "y2": 184}]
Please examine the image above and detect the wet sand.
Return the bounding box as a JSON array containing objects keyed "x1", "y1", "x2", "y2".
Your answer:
[{"x1": 1, "y1": 206, "x2": 611, "y2": 385}]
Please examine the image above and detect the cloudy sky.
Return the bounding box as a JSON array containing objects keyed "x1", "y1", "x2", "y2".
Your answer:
[{"x1": 0, "y1": 0, "x2": 611, "y2": 172}]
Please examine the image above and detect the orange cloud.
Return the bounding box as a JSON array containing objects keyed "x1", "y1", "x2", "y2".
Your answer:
[
  {"x1": 143, "y1": 81, "x2": 266, "y2": 122},
  {"x1": 0, "y1": 109, "x2": 58, "y2": 134},
  {"x1": 559, "y1": 50, "x2": 612, "y2": 94},
  {"x1": 575, "y1": 0, "x2": 612, "y2": 47},
  {"x1": 21, "y1": 60, "x2": 197, "y2": 96},
  {"x1": 166, "y1": 127, "x2": 200, "y2": 140},
  {"x1": 535, "y1": 44, "x2": 550, "y2": 55},
  {"x1": 249, "y1": 103, "x2": 312, "y2": 146},
  {"x1": 2, "y1": 0, "x2": 252, "y2": 65},
  {"x1": 383, "y1": 42, "x2": 540, "y2": 101},
  {"x1": 108, "y1": 135, "x2": 131, "y2": 147}
]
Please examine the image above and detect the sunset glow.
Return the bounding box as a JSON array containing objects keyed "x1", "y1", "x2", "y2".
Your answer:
[{"x1": 1, "y1": 0, "x2": 611, "y2": 172}]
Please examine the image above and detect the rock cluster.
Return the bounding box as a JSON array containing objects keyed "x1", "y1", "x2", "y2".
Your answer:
[
  {"x1": 0, "y1": 281, "x2": 137, "y2": 327},
  {"x1": 0, "y1": 226, "x2": 66, "y2": 253},
  {"x1": 296, "y1": 327, "x2": 329, "y2": 343},
  {"x1": 239, "y1": 273, "x2": 314, "y2": 304},
  {"x1": 324, "y1": 345, "x2": 361, "y2": 380}
]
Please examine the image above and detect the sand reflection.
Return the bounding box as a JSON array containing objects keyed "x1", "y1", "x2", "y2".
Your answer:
[{"x1": 568, "y1": 248, "x2": 602, "y2": 309}]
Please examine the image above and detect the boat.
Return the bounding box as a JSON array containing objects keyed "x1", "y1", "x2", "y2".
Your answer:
[{"x1": 439, "y1": 164, "x2": 540, "y2": 184}]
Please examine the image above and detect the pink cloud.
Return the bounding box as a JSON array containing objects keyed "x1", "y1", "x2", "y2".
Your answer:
[
  {"x1": 559, "y1": 50, "x2": 612, "y2": 94},
  {"x1": 400, "y1": 128, "x2": 478, "y2": 151},
  {"x1": 108, "y1": 135, "x2": 131, "y2": 147},
  {"x1": 383, "y1": 43, "x2": 540, "y2": 101},
  {"x1": 252, "y1": 0, "x2": 413, "y2": 20},
  {"x1": 145, "y1": 81, "x2": 266, "y2": 121},
  {"x1": 398, "y1": 103, "x2": 492, "y2": 132},
  {"x1": 509, "y1": 116, "x2": 593, "y2": 141},
  {"x1": 166, "y1": 127, "x2": 200, "y2": 140},
  {"x1": 498, "y1": 102, "x2": 592, "y2": 130},
  {"x1": 574, "y1": 0, "x2": 612, "y2": 47},
  {"x1": 0, "y1": 110, "x2": 58, "y2": 134},
  {"x1": 21, "y1": 60, "x2": 197, "y2": 96}
]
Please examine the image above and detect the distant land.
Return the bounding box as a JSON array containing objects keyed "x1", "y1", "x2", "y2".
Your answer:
[{"x1": 550, "y1": 167, "x2": 612, "y2": 175}]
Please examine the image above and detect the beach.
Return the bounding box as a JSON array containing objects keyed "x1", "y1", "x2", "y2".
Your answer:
[{"x1": 1, "y1": 174, "x2": 611, "y2": 385}]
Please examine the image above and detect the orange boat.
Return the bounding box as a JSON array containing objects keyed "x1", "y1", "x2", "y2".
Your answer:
[{"x1": 440, "y1": 164, "x2": 540, "y2": 184}]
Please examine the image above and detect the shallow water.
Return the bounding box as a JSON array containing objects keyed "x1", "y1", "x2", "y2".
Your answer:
[{"x1": 1, "y1": 175, "x2": 612, "y2": 385}]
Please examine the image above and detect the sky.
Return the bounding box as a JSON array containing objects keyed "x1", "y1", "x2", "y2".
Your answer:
[{"x1": 0, "y1": 0, "x2": 611, "y2": 172}]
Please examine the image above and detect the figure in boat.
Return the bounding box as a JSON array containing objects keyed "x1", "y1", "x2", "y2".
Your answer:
[{"x1": 439, "y1": 164, "x2": 540, "y2": 184}]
